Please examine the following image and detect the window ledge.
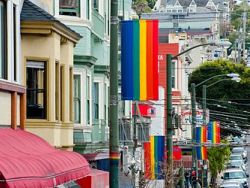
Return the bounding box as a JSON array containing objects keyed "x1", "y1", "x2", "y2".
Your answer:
[{"x1": 0, "y1": 79, "x2": 26, "y2": 94}]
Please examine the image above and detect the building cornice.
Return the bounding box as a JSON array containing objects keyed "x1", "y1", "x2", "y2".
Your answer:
[
  {"x1": 94, "y1": 65, "x2": 110, "y2": 74},
  {"x1": 21, "y1": 21, "x2": 82, "y2": 44},
  {"x1": 74, "y1": 55, "x2": 97, "y2": 67}
]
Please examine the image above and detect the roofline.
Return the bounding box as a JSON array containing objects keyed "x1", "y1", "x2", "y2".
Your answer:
[{"x1": 21, "y1": 21, "x2": 82, "y2": 44}]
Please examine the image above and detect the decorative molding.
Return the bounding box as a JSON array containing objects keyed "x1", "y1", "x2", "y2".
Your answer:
[
  {"x1": 21, "y1": 21, "x2": 82, "y2": 44},
  {"x1": 74, "y1": 55, "x2": 97, "y2": 67},
  {"x1": 94, "y1": 65, "x2": 110, "y2": 74}
]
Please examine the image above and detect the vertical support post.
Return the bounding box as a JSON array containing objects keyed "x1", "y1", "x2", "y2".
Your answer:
[
  {"x1": 202, "y1": 85, "x2": 207, "y2": 188},
  {"x1": 132, "y1": 102, "x2": 137, "y2": 187},
  {"x1": 166, "y1": 54, "x2": 173, "y2": 188},
  {"x1": 11, "y1": 92, "x2": 17, "y2": 129},
  {"x1": 20, "y1": 93, "x2": 26, "y2": 130},
  {"x1": 191, "y1": 83, "x2": 197, "y2": 188},
  {"x1": 109, "y1": 0, "x2": 119, "y2": 187},
  {"x1": 180, "y1": 166, "x2": 185, "y2": 188}
]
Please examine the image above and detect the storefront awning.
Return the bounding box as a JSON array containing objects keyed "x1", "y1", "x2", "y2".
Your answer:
[{"x1": 0, "y1": 129, "x2": 90, "y2": 188}]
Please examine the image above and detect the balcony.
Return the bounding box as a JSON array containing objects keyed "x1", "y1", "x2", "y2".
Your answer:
[{"x1": 91, "y1": 9, "x2": 105, "y2": 39}]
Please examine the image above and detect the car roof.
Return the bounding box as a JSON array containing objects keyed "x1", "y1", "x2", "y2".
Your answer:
[
  {"x1": 223, "y1": 168, "x2": 244, "y2": 173},
  {"x1": 231, "y1": 153, "x2": 242, "y2": 156}
]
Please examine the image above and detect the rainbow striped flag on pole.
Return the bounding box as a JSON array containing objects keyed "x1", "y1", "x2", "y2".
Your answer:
[
  {"x1": 196, "y1": 126, "x2": 208, "y2": 160},
  {"x1": 143, "y1": 136, "x2": 164, "y2": 179},
  {"x1": 121, "y1": 20, "x2": 159, "y2": 101},
  {"x1": 208, "y1": 121, "x2": 220, "y2": 144}
]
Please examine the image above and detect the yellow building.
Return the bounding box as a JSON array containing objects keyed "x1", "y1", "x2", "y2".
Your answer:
[{"x1": 21, "y1": 0, "x2": 81, "y2": 150}]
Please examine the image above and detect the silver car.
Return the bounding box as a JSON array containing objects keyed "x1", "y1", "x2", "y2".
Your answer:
[{"x1": 221, "y1": 169, "x2": 249, "y2": 188}]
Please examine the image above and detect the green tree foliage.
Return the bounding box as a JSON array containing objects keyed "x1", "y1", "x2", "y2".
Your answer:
[
  {"x1": 208, "y1": 140, "x2": 231, "y2": 187},
  {"x1": 132, "y1": 0, "x2": 153, "y2": 17},
  {"x1": 189, "y1": 59, "x2": 250, "y2": 129},
  {"x1": 231, "y1": 4, "x2": 250, "y2": 31},
  {"x1": 229, "y1": 3, "x2": 250, "y2": 44}
]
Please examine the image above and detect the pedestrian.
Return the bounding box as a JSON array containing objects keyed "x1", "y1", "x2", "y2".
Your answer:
[{"x1": 185, "y1": 171, "x2": 191, "y2": 188}]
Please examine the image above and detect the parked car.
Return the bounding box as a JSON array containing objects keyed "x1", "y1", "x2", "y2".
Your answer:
[
  {"x1": 227, "y1": 160, "x2": 246, "y2": 171},
  {"x1": 220, "y1": 180, "x2": 244, "y2": 188},
  {"x1": 230, "y1": 154, "x2": 247, "y2": 164},
  {"x1": 232, "y1": 147, "x2": 247, "y2": 160},
  {"x1": 221, "y1": 169, "x2": 249, "y2": 188}
]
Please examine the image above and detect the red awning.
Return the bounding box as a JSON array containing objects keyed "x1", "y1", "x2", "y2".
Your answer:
[{"x1": 0, "y1": 128, "x2": 90, "y2": 188}]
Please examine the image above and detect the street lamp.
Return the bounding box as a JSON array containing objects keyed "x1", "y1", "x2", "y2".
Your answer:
[
  {"x1": 165, "y1": 42, "x2": 221, "y2": 188},
  {"x1": 192, "y1": 74, "x2": 240, "y2": 188}
]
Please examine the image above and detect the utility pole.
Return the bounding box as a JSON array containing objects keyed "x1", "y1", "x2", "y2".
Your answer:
[
  {"x1": 202, "y1": 85, "x2": 207, "y2": 188},
  {"x1": 109, "y1": 0, "x2": 119, "y2": 187},
  {"x1": 191, "y1": 83, "x2": 197, "y2": 188},
  {"x1": 132, "y1": 102, "x2": 138, "y2": 188},
  {"x1": 242, "y1": 1, "x2": 247, "y2": 60},
  {"x1": 166, "y1": 54, "x2": 173, "y2": 188}
]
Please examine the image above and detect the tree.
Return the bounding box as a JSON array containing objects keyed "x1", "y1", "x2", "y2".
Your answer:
[
  {"x1": 228, "y1": 3, "x2": 250, "y2": 44},
  {"x1": 132, "y1": 0, "x2": 152, "y2": 18},
  {"x1": 189, "y1": 59, "x2": 250, "y2": 132},
  {"x1": 208, "y1": 140, "x2": 231, "y2": 187}
]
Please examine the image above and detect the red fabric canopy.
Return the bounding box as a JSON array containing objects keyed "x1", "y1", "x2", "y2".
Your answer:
[{"x1": 0, "y1": 129, "x2": 90, "y2": 188}]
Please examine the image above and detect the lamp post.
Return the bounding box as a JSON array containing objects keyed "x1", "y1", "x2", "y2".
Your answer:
[
  {"x1": 165, "y1": 42, "x2": 219, "y2": 188},
  {"x1": 192, "y1": 74, "x2": 240, "y2": 188}
]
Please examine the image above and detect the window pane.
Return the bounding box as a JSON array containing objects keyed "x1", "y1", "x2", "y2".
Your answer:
[
  {"x1": 74, "y1": 75, "x2": 81, "y2": 123},
  {"x1": 13, "y1": 5, "x2": 16, "y2": 81},
  {"x1": 26, "y1": 61, "x2": 46, "y2": 119},
  {"x1": 59, "y1": 0, "x2": 80, "y2": 17},
  {"x1": 86, "y1": 76, "x2": 90, "y2": 124},
  {"x1": 0, "y1": 1, "x2": 6, "y2": 79},
  {"x1": 93, "y1": 0, "x2": 99, "y2": 11},
  {"x1": 94, "y1": 82, "x2": 99, "y2": 119},
  {"x1": 86, "y1": 0, "x2": 89, "y2": 19}
]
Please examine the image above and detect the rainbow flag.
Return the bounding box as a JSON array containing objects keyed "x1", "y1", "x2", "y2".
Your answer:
[
  {"x1": 121, "y1": 20, "x2": 159, "y2": 101},
  {"x1": 144, "y1": 136, "x2": 164, "y2": 180},
  {"x1": 208, "y1": 121, "x2": 220, "y2": 144},
  {"x1": 196, "y1": 126, "x2": 208, "y2": 160},
  {"x1": 196, "y1": 126, "x2": 207, "y2": 143},
  {"x1": 196, "y1": 146, "x2": 208, "y2": 160}
]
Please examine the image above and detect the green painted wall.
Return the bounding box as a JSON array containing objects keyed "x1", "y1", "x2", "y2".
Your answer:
[{"x1": 68, "y1": 26, "x2": 92, "y2": 56}]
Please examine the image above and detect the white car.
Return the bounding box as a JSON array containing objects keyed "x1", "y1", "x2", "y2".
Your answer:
[
  {"x1": 227, "y1": 160, "x2": 246, "y2": 171},
  {"x1": 220, "y1": 180, "x2": 244, "y2": 188},
  {"x1": 232, "y1": 147, "x2": 247, "y2": 160},
  {"x1": 221, "y1": 169, "x2": 249, "y2": 188}
]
